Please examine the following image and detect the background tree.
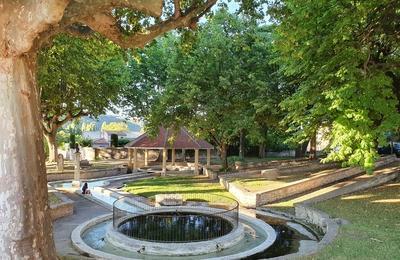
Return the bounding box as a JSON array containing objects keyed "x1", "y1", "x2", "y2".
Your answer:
[
  {"x1": 145, "y1": 10, "x2": 280, "y2": 168},
  {"x1": 270, "y1": 0, "x2": 400, "y2": 170},
  {"x1": 39, "y1": 34, "x2": 130, "y2": 161},
  {"x1": 122, "y1": 36, "x2": 178, "y2": 118}
]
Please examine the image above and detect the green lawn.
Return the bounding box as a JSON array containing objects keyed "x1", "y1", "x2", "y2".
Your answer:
[
  {"x1": 309, "y1": 182, "x2": 400, "y2": 260},
  {"x1": 232, "y1": 174, "x2": 309, "y2": 192},
  {"x1": 124, "y1": 176, "x2": 235, "y2": 203}
]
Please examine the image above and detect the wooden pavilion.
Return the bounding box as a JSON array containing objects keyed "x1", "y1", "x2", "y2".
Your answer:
[{"x1": 125, "y1": 127, "x2": 214, "y2": 174}]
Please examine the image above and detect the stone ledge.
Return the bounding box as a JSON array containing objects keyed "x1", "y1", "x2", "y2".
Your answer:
[
  {"x1": 258, "y1": 205, "x2": 342, "y2": 260},
  {"x1": 300, "y1": 164, "x2": 400, "y2": 205},
  {"x1": 71, "y1": 212, "x2": 277, "y2": 260},
  {"x1": 47, "y1": 166, "x2": 127, "y2": 182},
  {"x1": 234, "y1": 158, "x2": 310, "y2": 170},
  {"x1": 221, "y1": 155, "x2": 398, "y2": 208},
  {"x1": 49, "y1": 190, "x2": 74, "y2": 220}
]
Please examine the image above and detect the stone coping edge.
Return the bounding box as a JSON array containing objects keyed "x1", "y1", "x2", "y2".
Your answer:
[
  {"x1": 71, "y1": 212, "x2": 277, "y2": 260},
  {"x1": 258, "y1": 205, "x2": 342, "y2": 260},
  {"x1": 48, "y1": 188, "x2": 74, "y2": 220},
  {"x1": 220, "y1": 155, "x2": 398, "y2": 207},
  {"x1": 107, "y1": 206, "x2": 244, "y2": 256}
]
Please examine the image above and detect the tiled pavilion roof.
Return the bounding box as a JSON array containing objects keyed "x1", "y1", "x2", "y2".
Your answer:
[{"x1": 125, "y1": 127, "x2": 213, "y2": 149}]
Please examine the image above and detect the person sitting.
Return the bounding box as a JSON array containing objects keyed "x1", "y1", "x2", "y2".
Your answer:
[{"x1": 82, "y1": 182, "x2": 91, "y2": 195}]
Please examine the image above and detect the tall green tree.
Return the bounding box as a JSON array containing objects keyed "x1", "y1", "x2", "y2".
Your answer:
[
  {"x1": 38, "y1": 35, "x2": 130, "y2": 161},
  {"x1": 271, "y1": 0, "x2": 400, "y2": 170},
  {"x1": 122, "y1": 36, "x2": 178, "y2": 118},
  {"x1": 145, "y1": 10, "x2": 283, "y2": 167}
]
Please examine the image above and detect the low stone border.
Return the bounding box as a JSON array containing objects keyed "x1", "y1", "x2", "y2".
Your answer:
[
  {"x1": 107, "y1": 206, "x2": 245, "y2": 256},
  {"x1": 71, "y1": 212, "x2": 277, "y2": 260},
  {"x1": 220, "y1": 155, "x2": 398, "y2": 208},
  {"x1": 47, "y1": 166, "x2": 128, "y2": 182},
  {"x1": 258, "y1": 205, "x2": 342, "y2": 260},
  {"x1": 49, "y1": 190, "x2": 74, "y2": 220},
  {"x1": 300, "y1": 165, "x2": 400, "y2": 205},
  {"x1": 234, "y1": 158, "x2": 310, "y2": 170}
]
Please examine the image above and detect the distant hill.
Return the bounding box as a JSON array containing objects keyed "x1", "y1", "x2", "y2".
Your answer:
[{"x1": 79, "y1": 115, "x2": 141, "y2": 132}]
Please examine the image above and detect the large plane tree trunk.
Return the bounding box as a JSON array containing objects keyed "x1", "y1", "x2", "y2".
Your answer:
[
  {"x1": 44, "y1": 130, "x2": 58, "y2": 162},
  {"x1": 0, "y1": 54, "x2": 57, "y2": 258}
]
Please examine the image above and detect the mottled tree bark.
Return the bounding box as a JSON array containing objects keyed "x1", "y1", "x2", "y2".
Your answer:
[{"x1": 0, "y1": 54, "x2": 57, "y2": 258}]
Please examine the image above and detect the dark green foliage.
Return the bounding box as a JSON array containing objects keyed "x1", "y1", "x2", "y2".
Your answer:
[
  {"x1": 69, "y1": 134, "x2": 76, "y2": 149},
  {"x1": 110, "y1": 134, "x2": 119, "y2": 148},
  {"x1": 271, "y1": 0, "x2": 400, "y2": 170}
]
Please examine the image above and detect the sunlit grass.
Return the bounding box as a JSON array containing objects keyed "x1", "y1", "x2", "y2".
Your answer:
[
  {"x1": 123, "y1": 176, "x2": 235, "y2": 203},
  {"x1": 308, "y1": 182, "x2": 400, "y2": 259}
]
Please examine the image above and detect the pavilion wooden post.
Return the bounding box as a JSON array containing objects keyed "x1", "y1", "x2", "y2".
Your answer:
[
  {"x1": 194, "y1": 149, "x2": 199, "y2": 175},
  {"x1": 207, "y1": 149, "x2": 211, "y2": 167},
  {"x1": 128, "y1": 148, "x2": 133, "y2": 173},
  {"x1": 144, "y1": 149, "x2": 149, "y2": 167},
  {"x1": 182, "y1": 149, "x2": 186, "y2": 162},
  {"x1": 171, "y1": 148, "x2": 176, "y2": 166},
  {"x1": 133, "y1": 148, "x2": 138, "y2": 170},
  {"x1": 162, "y1": 148, "x2": 167, "y2": 176}
]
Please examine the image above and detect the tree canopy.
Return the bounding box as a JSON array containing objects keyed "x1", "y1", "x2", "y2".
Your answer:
[
  {"x1": 127, "y1": 10, "x2": 285, "y2": 167},
  {"x1": 38, "y1": 34, "x2": 130, "y2": 161},
  {"x1": 270, "y1": 0, "x2": 400, "y2": 170}
]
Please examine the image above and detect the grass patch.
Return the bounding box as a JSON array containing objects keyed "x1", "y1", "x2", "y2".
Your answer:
[
  {"x1": 123, "y1": 176, "x2": 235, "y2": 203},
  {"x1": 232, "y1": 174, "x2": 309, "y2": 192},
  {"x1": 309, "y1": 182, "x2": 400, "y2": 259},
  {"x1": 48, "y1": 192, "x2": 62, "y2": 205}
]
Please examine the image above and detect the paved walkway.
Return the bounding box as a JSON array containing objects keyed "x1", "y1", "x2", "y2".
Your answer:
[{"x1": 53, "y1": 192, "x2": 110, "y2": 258}]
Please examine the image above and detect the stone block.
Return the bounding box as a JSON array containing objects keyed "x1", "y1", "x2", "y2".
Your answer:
[
  {"x1": 155, "y1": 194, "x2": 183, "y2": 206},
  {"x1": 261, "y1": 169, "x2": 279, "y2": 180}
]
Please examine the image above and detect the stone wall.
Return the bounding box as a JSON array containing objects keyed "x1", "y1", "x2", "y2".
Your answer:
[
  {"x1": 221, "y1": 155, "x2": 398, "y2": 208},
  {"x1": 95, "y1": 148, "x2": 128, "y2": 159},
  {"x1": 95, "y1": 148, "x2": 160, "y2": 161},
  {"x1": 256, "y1": 155, "x2": 397, "y2": 206},
  {"x1": 234, "y1": 158, "x2": 310, "y2": 170},
  {"x1": 49, "y1": 191, "x2": 74, "y2": 221},
  {"x1": 47, "y1": 167, "x2": 127, "y2": 182}
]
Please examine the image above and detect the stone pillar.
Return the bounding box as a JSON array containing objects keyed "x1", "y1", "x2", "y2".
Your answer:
[
  {"x1": 162, "y1": 148, "x2": 167, "y2": 176},
  {"x1": 133, "y1": 148, "x2": 138, "y2": 170},
  {"x1": 171, "y1": 148, "x2": 176, "y2": 166},
  {"x1": 194, "y1": 149, "x2": 199, "y2": 175},
  {"x1": 207, "y1": 149, "x2": 211, "y2": 167},
  {"x1": 72, "y1": 152, "x2": 81, "y2": 187},
  {"x1": 182, "y1": 149, "x2": 186, "y2": 162},
  {"x1": 127, "y1": 148, "x2": 133, "y2": 173},
  {"x1": 144, "y1": 149, "x2": 149, "y2": 166},
  {"x1": 57, "y1": 154, "x2": 64, "y2": 172}
]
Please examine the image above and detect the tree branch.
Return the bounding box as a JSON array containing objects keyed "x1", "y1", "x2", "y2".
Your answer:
[
  {"x1": 174, "y1": 0, "x2": 181, "y2": 19},
  {"x1": 62, "y1": 0, "x2": 163, "y2": 24},
  {"x1": 79, "y1": 0, "x2": 217, "y2": 48}
]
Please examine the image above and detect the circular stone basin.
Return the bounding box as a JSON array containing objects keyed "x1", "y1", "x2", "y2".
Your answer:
[{"x1": 118, "y1": 212, "x2": 233, "y2": 242}]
